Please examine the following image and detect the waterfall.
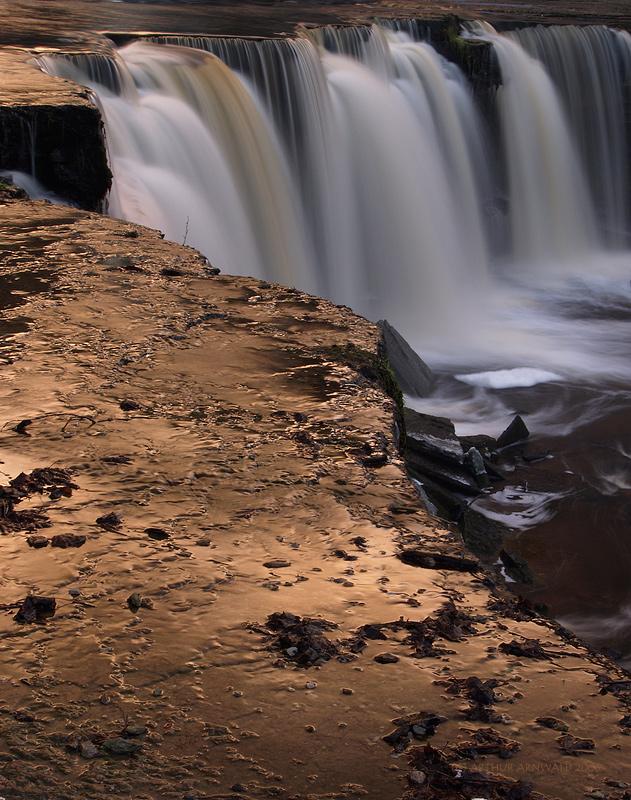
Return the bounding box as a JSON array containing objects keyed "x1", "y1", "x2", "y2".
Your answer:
[
  {"x1": 36, "y1": 22, "x2": 631, "y2": 378},
  {"x1": 507, "y1": 25, "x2": 631, "y2": 248}
]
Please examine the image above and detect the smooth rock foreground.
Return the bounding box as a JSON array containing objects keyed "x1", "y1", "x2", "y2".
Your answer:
[{"x1": 0, "y1": 200, "x2": 630, "y2": 800}]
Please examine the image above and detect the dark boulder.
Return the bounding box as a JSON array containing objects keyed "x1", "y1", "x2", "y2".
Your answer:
[
  {"x1": 497, "y1": 415, "x2": 529, "y2": 449},
  {"x1": 460, "y1": 506, "x2": 508, "y2": 560},
  {"x1": 404, "y1": 408, "x2": 464, "y2": 465},
  {"x1": 378, "y1": 320, "x2": 435, "y2": 398},
  {"x1": 500, "y1": 548, "x2": 535, "y2": 584}
]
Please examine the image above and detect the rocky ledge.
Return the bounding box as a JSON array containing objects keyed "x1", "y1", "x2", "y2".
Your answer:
[{"x1": 0, "y1": 197, "x2": 628, "y2": 800}]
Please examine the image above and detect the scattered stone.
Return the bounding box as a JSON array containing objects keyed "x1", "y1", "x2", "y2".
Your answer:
[
  {"x1": 13, "y1": 419, "x2": 32, "y2": 435},
  {"x1": 461, "y1": 703, "x2": 506, "y2": 723},
  {"x1": 119, "y1": 399, "x2": 141, "y2": 411},
  {"x1": 96, "y1": 512, "x2": 123, "y2": 531},
  {"x1": 102, "y1": 736, "x2": 143, "y2": 755},
  {"x1": 69, "y1": 588, "x2": 81, "y2": 597},
  {"x1": 263, "y1": 559, "x2": 292, "y2": 569},
  {"x1": 250, "y1": 612, "x2": 344, "y2": 667},
  {"x1": 398, "y1": 548, "x2": 479, "y2": 573},
  {"x1": 536, "y1": 716, "x2": 569, "y2": 732},
  {"x1": 341, "y1": 688, "x2": 353, "y2": 695},
  {"x1": 124, "y1": 726, "x2": 148, "y2": 737},
  {"x1": 487, "y1": 594, "x2": 542, "y2": 621},
  {"x1": 51, "y1": 533, "x2": 86, "y2": 548},
  {"x1": 383, "y1": 711, "x2": 448, "y2": 753},
  {"x1": 332, "y1": 549, "x2": 357, "y2": 561},
  {"x1": 14, "y1": 595, "x2": 56, "y2": 623},
  {"x1": 145, "y1": 527, "x2": 169, "y2": 540},
  {"x1": 305, "y1": 725, "x2": 315, "y2": 733},
  {"x1": 408, "y1": 769, "x2": 426, "y2": 786},
  {"x1": 79, "y1": 741, "x2": 99, "y2": 759},
  {"x1": 556, "y1": 734, "x2": 596, "y2": 755},
  {"x1": 362, "y1": 452, "x2": 388, "y2": 467},
  {"x1": 26, "y1": 534, "x2": 49, "y2": 548},
  {"x1": 406, "y1": 742, "x2": 544, "y2": 798},
  {"x1": 374, "y1": 653, "x2": 400, "y2": 664},
  {"x1": 436, "y1": 675, "x2": 499, "y2": 705},
  {"x1": 453, "y1": 727, "x2": 520, "y2": 760},
  {"x1": 499, "y1": 638, "x2": 563, "y2": 660},
  {"x1": 102, "y1": 454, "x2": 133, "y2": 464},
  {"x1": 497, "y1": 414, "x2": 529, "y2": 449},
  {"x1": 127, "y1": 593, "x2": 149, "y2": 611},
  {"x1": 359, "y1": 624, "x2": 388, "y2": 640}
]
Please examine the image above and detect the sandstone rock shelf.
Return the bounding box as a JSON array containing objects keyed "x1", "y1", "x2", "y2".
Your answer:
[{"x1": 0, "y1": 199, "x2": 629, "y2": 799}]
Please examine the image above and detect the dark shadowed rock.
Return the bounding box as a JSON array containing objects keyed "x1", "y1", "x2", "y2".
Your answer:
[
  {"x1": 14, "y1": 595, "x2": 56, "y2": 623},
  {"x1": 460, "y1": 506, "x2": 508, "y2": 560},
  {"x1": 404, "y1": 408, "x2": 464, "y2": 464},
  {"x1": 407, "y1": 449, "x2": 480, "y2": 494},
  {"x1": 497, "y1": 415, "x2": 529, "y2": 449},
  {"x1": 378, "y1": 320, "x2": 435, "y2": 397},
  {"x1": 464, "y1": 446, "x2": 491, "y2": 489},
  {"x1": 409, "y1": 472, "x2": 464, "y2": 521},
  {"x1": 500, "y1": 548, "x2": 535, "y2": 584}
]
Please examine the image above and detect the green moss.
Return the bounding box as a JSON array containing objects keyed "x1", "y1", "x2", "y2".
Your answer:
[{"x1": 316, "y1": 341, "x2": 406, "y2": 450}]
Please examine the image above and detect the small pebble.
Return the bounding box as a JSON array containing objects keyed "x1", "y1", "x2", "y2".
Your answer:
[
  {"x1": 306, "y1": 681, "x2": 316, "y2": 689},
  {"x1": 69, "y1": 588, "x2": 81, "y2": 598},
  {"x1": 305, "y1": 725, "x2": 315, "y2": 733},
  {"x1": 408, "y1": 770, "x2": 426, "y2": 786},
  {"x1": 233, "y1": 691, "x2": 243, "y2": 698},
  {"x1": 341, "y1": 688, "x2": 353, "y2": 695},
  {"x1": 153, "y1": 688, "x2": 163, "y2": 697}
]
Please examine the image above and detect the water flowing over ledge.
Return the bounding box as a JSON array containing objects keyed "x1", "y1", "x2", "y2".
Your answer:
[{"x1": 37, "y1": 21, "x2": 631, "y2": 386}]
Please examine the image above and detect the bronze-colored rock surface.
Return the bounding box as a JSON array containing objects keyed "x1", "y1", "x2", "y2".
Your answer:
[{"x1": 0, "y1": 199, "x2": 629, "y2": 799}]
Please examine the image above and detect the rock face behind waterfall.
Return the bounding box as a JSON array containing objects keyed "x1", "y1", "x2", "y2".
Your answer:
[{"x1": 0, "y1": 50, "x2": 111, "y2": 210}]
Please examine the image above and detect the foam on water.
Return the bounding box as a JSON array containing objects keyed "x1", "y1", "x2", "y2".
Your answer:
[{"x1": 456, "y1": 367, "x2": 563, "y2": 389}]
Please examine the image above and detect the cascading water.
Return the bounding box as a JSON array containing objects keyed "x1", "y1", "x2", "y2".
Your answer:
[
  {"x1": 38, "y1": 28, "x2": 493, "y2": 341},
  {"x1": 36, "y1": 21, "x2": 631, "y2": 661}
]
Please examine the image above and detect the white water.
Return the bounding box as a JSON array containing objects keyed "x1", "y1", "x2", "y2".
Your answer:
[{"x1": 37, "y1": 23, "x2": 631, "y2": 433}]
